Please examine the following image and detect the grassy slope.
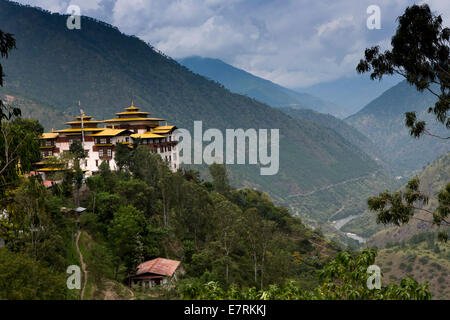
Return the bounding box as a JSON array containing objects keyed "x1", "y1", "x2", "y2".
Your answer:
[
  {"x1": 78, "y1": 231, "x2": 134, "y2": 300},
  {"x1": 376, "y1": 241, "x2": 450, "y2": 300}
]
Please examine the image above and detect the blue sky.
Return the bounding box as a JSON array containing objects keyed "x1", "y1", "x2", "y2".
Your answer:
[{"x1": 15, "y1": 0, "x2": 450, "y2": 88}]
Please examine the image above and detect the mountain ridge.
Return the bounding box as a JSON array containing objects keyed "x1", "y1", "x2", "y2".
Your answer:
[{"x1": 178, "y1": 56, "x2": 346, "y2": 118}]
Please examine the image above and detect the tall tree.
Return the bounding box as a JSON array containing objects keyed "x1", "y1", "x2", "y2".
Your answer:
[
  {"x1": 212, "y1": 193, "x2": 242, "y2": 283},
  {"x1": 114, "y1": 142, "x2": 131, "y2": 171},
  {"x1": 357, "y1": 4, "x2": 449, "y2": 139},
  {"x1": 69, "y1": 140, "x2": 86, "y2": 160},
  {"x1": 357, "y1": 4, "x2": 449, "y2": 239},
  {"x1": 209, "y1": 163, "x2": 230, "y2": 196},
  {"x1": 0, "y1": 29, "x2": 20, "y2": 121},
  {"x1": 0, "y1": 119, "x2": 42, "y2": 191},
  {"x1": 108, "y1": 205, "x2": 146, "y2": 279}
]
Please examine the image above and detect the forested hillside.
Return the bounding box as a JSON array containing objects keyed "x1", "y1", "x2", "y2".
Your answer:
[
  {"x1": 346, "y1": 81, "x2": 450, "y2": 175},
  {"x1": 280, "y1": 107, "x2": 385, "y2": 167},
  {"x1": 0, "y1": 87, "x2": 70, "y2": 130}
]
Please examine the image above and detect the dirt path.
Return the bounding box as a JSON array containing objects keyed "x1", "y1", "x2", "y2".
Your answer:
[
  {"x1": 287, "y1": 171, "x2": 378, "y2": 199},
  {"x1": 328, "y1": 205, "x2": 346, "y2": 222},
  {"x1": 75, "y1": 231, "x2": 88, "y2": 300}
]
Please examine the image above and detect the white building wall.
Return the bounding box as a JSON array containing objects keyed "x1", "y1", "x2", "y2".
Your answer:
[{"x1": 49, "y1": 132, "x2": 179, "y2": 174}]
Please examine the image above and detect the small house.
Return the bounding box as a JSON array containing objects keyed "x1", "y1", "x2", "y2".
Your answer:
[{"x1": 129, "y1": 258, "x2": 182, "y2": 290}]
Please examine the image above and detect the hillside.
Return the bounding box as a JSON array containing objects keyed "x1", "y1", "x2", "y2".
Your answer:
[
  {"x1": 178, "y1": 56, "x2": 345, "y2": 118},
  {"x1": 280, "y1": 107, "x2": 385, "y2": 167},
  {"x1": 375, "y1": 235, "x2": 450, "y2": 300},
  {"x1": 343, "y1": 152, "x2": 450, "y2": 242},
  {"x1": 0, "y1": 0, "x2": 378, "y2": 202},
  {"x1": 0, "y1": 87, "x2": 70, "y2": 130},
  {"x1": 345, "y1": 80, "x2": 450, "y2": 175}
]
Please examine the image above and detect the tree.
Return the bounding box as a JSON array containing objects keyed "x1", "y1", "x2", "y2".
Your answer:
[
  {"x1": 211, "y1": 193, "x2": 242, "y2": 283},
  {"x1": 0, "y1": 119, "x2": 42, "y2": 190},
  {"x1": 69, "y1": 140, "x2": 86, "y2": 160},
  {"x1": 73, "y1": 158, "x2": 83, "y2": 206},
  {"x1": 129, "y1": 146, "x2": 161, "y2": 187},
  {"x1": 357, "y1": 4, "x2": 450, "y2": 238},
  {"x1": 316, "y1": 249, "x2": 431, "y2": 300},
  {"x1": 258, "y1": 220, "x2": 275, "y2": 290},
  {"x1": 244, "y1": 208, "x2": 261, "y2": 286},
  {"x1": 107, "y1": 205, "x2": 146, "y2": 279},
  {"x1": 3, "y1": 177, "x2": 67, "y2": 270},
  {"x1": 0, "y1": 29, "x2": 20, "y2": 121},
  {"x1": 357, "y1": 4, "x2": 449, "y2": 139},
  {"x1": 158, "y1": 160, "x2": 173, "y2": 228},
  {"x1": 87, "y1": 242, "x2": 114, "y2": 288},
  {"x1": 179, "y1": 249, "x2": 431, "y2": 300},
  {"x1": 0, "y1": 248, "x2": 66, "y2": 299},
  {"x1": 209, "y1": 163, "x2": 230, "y2": 196},
  {"x1": 114, "y1": 142, "x2": 131, "y2": 171}
]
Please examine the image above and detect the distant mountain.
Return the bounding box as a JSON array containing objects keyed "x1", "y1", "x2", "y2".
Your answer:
[
  {"x1": 345, "y1": 80, "x2": 450, "y2": 175},
  {"x1": 300, "y1": 75, "x2": 403, "y2": 116},
  {"x1": 0, "y1": 0, "x2": 378, "y2": 204},
  {"x1": 178, "y1": 56, "x2": 345, "y2": 118}
]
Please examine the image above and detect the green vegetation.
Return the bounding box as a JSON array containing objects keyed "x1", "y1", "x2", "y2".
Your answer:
[
  {"x1": 79, "y1": 154, "x2": 336, "y2": 291},
  {"x1": 178, "y1": 249, "x2": 430, "y2": 300}
]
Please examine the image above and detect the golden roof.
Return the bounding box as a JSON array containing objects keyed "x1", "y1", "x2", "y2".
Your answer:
[
  {"x1": 114, "y1": 111, "x2": 150, "y2": 116},
  {"x1": 40, "y1": 132, "x2": 59, "y2": 139},
  {"x1": 56, "y1": 128, "x2": 105, "y2": 133},
  {"x1": 153, "y1": 125, "x2": 176, "y2": 130},
  {"x1": 124, "y1": 101, "x2": 140, "y2": 111},
  {"x1": 90, "y1": 129, "x2": 129, "y2": 137},
  {"x1": 103, "y1": 117, "x2": 165, "y2": 123},
  {"x1": 130, "y1": 132, "x2": 167, "y2": 139},
  {"x1": 37, "y1": 167, "x2": 66, "y2": 172},
  {"x1": 65, "y1": 120, "x2": 103, "y2": 125}
]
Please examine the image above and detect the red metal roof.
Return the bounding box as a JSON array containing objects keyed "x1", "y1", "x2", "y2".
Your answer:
[{"x1": 136, "y1": 258, "x2": 180, "y2": 277}]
